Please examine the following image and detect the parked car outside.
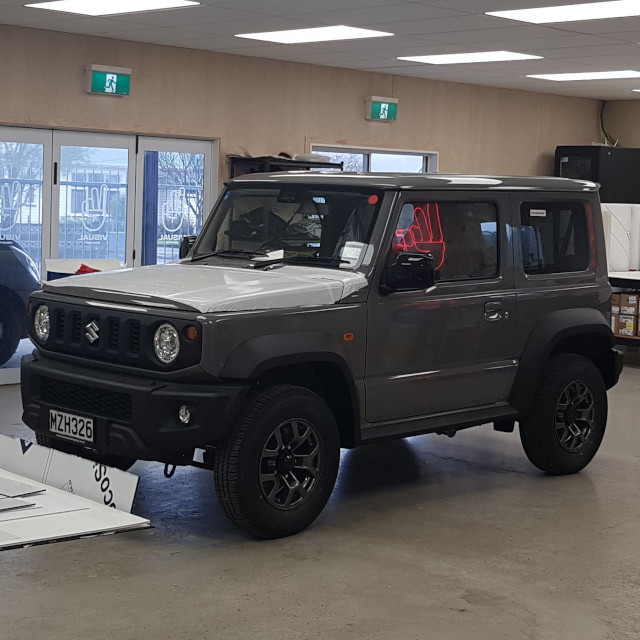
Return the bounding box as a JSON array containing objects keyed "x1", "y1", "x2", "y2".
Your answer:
[{"x1": 0, "y1": 239, "x2": 39, "y2": 366}]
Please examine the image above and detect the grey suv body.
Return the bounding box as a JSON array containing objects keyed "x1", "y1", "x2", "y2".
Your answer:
[{"x1": 21, "y1": 173, "x2": 623, "y2": 537}]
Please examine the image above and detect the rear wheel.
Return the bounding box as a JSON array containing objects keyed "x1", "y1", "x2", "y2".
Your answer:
[
  {"x1": 214, "y1": 384, "x2": 340, "y2": 538},
  {"x1": 35, "y1": 433, "x2": 137, "y2": 471},
  {"x1": 0, "y1": 300, "x2": 21, "y2": 367},
  {"x1": 519, "y1": 354, "x2": 607, "y2": 475}
]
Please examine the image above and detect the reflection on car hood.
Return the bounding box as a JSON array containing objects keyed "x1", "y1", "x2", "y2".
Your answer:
[{"x1": 42, "y1": 262, "x2": 369, "y2": 313}]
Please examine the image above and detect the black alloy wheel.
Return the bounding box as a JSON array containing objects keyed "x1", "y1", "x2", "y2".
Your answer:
[
  {"x1": 520, "y1": 353, "x2": 607, "y2": 475},
  {"x1": 214, "y1": 384, "x2": 340, "y2": 539},
  {"x1": 554, "y1": 380, "x2": 596, "y2": 454},
  {"x1": 259, "y1": 418, "x2": 323, "y2": 510}
]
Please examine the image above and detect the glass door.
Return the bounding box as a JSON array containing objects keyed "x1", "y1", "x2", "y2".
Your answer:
[
  {"x1": 0, "y1": 126, "x2": 52, "y2": 276},
  {"x1": 52, "y1": 132, "x2": 136, "y2": 267},
  {"x1": 135, "y1": 137, "x2": 214, "y2": 266}
]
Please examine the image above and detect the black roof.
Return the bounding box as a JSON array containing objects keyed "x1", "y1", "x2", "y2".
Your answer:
[{"x1": 229, "y1": 171, "x2": 599, "y2": 192}]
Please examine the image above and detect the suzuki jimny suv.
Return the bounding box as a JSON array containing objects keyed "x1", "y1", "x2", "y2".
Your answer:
[{"x1": 21, "y1": 172, "x2": 623, "y2": 537}]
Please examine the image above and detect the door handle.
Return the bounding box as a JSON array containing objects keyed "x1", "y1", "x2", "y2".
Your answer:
[{"x1": 484, "y1": 301, "x2": 504, "y2": 321}]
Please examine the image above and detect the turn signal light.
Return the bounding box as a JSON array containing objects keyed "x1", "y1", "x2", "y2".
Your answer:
[{"x1": 185, "y1": 325, "x2": 198, "y2": 341}]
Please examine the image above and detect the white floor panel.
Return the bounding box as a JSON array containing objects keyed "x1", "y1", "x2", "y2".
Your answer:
[{"x1": 0, "y1": 467, "x2": 149, "y2": 550}]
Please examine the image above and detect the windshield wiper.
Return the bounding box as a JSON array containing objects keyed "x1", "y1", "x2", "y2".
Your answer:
[
  {"x1": 248, "y1": 255, "x2": 349, "y2": 269},
  {"x1": 191, "y1": 248, "x2": 267, "y2": 262}
]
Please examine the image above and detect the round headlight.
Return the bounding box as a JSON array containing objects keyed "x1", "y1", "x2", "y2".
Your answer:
[
  {"x1": 34, "y1": 305, "x2": 50, "y2": 343},
  {"x1": 154, "y1": 323, "x2": 180, "y2": 364}
]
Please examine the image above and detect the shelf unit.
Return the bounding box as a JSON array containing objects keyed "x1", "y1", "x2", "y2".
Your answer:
[{"x1": 228, "y1": 155, "x2": 343, "y2": 178}]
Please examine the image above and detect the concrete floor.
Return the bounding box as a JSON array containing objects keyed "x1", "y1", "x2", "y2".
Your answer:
[{"x1": 1, "y1": 368, "x2": 639, "y2": 640}]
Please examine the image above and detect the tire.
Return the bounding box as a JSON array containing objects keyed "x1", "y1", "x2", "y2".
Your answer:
[
  {"x1": 35, "y1": 433, "x2": 137, "y2": 472},
  {"x1": 0, "y1": 300, "x2": 21, "y2": 367},
  {"x1": 214, "y1": 384, "x2": 340, "y2": 539},
  {"x1": 519, "y1": 353, "x2": 607, "y2": 475}
]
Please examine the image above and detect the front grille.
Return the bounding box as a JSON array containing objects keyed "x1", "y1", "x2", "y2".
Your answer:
[
  {"x1": 71, "y1": 311, "x2": 82, "y2": 343},
  {"x1": 129, "y1": 321, "x2": 141, "y2": 354},
  {"x1": 108, "y1": 318, "x2": 120, "y2": 351},
  {"x1": 54, "y1": 309, "x2": 65, "y2": 341},
  {"x1": 34, "y1": 298, "x2": 201, "y2": 370},
  {"x1": 40, "y1": 378, "x2": 132, "y2": 422}
]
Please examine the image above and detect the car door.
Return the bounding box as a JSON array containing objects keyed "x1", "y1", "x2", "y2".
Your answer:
[{"x1": 364, "y1": 191, "x2": 517, "y2": 424}]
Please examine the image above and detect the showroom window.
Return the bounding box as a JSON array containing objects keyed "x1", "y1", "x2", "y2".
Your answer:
[
  {"x1": 392, "y1": 201, "x2": 498, "y2": 281},
  {"x1": 311, "y1": 145, "x2": 438, "y2": 173},
  {"x1": 520, "y1": 202, "x2": 590, "y2": 275}
]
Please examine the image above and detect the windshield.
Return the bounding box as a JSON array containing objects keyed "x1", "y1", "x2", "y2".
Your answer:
[{"x1": 194, "y1": 185, "x2": 384, "y2": 268}]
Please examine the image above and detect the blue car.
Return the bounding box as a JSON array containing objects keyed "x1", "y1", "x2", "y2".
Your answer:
[{"x1": 0, "y1": 240, "x2": 40, "y2": 366}]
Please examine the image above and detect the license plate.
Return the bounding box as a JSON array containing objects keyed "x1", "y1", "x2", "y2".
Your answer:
[{"x1": 49, "y1": 409, "x2": 94, "y2": 444}]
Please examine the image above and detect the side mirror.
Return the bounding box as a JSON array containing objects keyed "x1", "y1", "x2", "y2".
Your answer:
[
  {"x1": 380, "y1": 251, "x2": 435, "y2": 294},
  {"x1": 179, "y1": 235, "x2": 197, "y2": 259}
]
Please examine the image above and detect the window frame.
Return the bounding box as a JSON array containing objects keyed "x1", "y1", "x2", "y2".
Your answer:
[
  {"x1": 519, "y1": 200, "x2": 592, "y2": 278},
  {"x1": 388, "y1": 197, "x2": 501, "y2": 284},
  {"x1": 311, "y1": 144, "x2": 439, "y2": 174}
]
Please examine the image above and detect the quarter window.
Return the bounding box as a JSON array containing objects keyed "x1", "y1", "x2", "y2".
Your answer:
[
  {"x1": 520, "y1": 202, "x2": 590, "y2": 275},
  {"x1": 392, "y1": 201, "x2": 498, "y2": 280}
]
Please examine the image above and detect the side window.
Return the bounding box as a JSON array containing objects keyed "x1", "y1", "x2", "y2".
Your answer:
[
  {"x1": 392, "y1": 201, "x2": 498, "y2": 280},
  {"x1": 520, "y1": 202, "x2": 590, "y2": 275}
]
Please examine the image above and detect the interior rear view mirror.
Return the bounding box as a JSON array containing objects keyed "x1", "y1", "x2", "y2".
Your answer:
[{"x1": 179, "y1": 235, "x2": 197, "y2": 259}]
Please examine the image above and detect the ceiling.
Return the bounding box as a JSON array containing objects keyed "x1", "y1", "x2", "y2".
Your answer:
[{"x1": 3, "y1": 0, "x2": 640, "y2": 100}]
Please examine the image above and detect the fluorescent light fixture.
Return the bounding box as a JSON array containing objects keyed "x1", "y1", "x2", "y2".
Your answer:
[
  {"x1": 234, "y1": 25, "x2": 393, "y2": 44},
  {"x1": 488, "y1": 1, "x2": 640, "y2": 24},
  {"x1": 25, "y1": 0, "x2": 199, "y2": 16},
  {"x1": 397, "y1": 51, "x2": 542, "y2": 65},
  {"x1": 528, "y1": 70, "x2": 640, "y2": 81}
]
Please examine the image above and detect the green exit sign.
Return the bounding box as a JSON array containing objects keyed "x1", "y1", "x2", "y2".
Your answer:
[
  {"x1": 86, "y1": 65, "x2": 132, "y2": 96},
  {"x1": 366, "y1": 96, "x2": 398, "y2": 121}
]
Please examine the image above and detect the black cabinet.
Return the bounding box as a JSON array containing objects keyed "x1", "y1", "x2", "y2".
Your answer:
[
  {"x1": 554, "y1": 145, "x2": 640, "y2": 203},
  {"x1": 229, "y1": 155, "x2": 342, "y2": 178}
]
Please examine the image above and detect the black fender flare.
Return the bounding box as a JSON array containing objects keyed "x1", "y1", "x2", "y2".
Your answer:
[
  {"x1": 219, "y1": 331, "x2": 351, "y2": 379},
  {"x1": 510, "y1": 308, "x2": 617, "y2": 416},
  {"x1": 218, "y1": 331, "x2": 361, "y2": 441}
]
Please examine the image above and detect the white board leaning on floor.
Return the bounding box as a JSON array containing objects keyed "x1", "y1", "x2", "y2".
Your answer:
[{"x1": 0, "y1": 435, "x2": 148, "y2": 549}]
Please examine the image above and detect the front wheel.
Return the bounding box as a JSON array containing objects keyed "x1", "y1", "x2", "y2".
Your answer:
[
  {"x1": 519, "y1": 354, "x2": 607, "y2": 475},
  {"x1": 214, "y1": 385, "x2": 340, "y2": 538}
]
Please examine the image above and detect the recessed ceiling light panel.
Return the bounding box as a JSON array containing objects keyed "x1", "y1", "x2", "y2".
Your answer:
[
  {"x1": 488, "y1": 1, "x2": 640, "y2": 24},
  {"x1": 25, "y1": 0, "x2": 199, "y2": 16},
  {"x1": 397, "y1": 51, "x2": 542, "y2": 65},
  {"x1": 234, "y1": 25, "x2": 394, "y2": 44},
  {"x1": 528, "y1": 70, "x2": 640, "y2": 81}
]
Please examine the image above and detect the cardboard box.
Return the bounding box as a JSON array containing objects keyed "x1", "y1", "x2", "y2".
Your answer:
[
  {"x1": 618, "y1": 314, "x2": 637, "y2": 336},
  {"x1": 612, "y1": 293, "x2": 621, "y2": 315},
  {"x1": 620, "y1": 294, "x2": 639, "y2": 316},
  {"x1": 611, "y1": 313, "x2": 619, "y2": 334}
]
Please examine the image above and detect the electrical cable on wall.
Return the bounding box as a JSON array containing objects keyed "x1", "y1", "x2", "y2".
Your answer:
[{"x1": 600, "y1": 101, "x2": 619, "y2": 147}]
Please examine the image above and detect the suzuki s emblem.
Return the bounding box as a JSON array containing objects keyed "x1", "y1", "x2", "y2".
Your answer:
[{"x1": 85, "y1": 320, "x2": 100, "y2": 344}]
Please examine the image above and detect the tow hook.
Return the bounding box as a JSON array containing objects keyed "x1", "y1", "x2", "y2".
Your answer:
[{"x1": 164, "y1": 463, "x2": 177, "y2": 478}]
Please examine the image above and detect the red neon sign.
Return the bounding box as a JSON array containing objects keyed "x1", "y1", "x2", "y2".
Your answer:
[{"x1": 394, "y1": 202, "x2": 446, "y2": 270}]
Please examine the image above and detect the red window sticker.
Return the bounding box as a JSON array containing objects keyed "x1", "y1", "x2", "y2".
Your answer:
[{"x1": 394, "y1": 202, "x2": 446, "y2": 270}]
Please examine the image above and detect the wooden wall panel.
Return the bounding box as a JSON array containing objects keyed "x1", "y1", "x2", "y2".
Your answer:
[{"x1": 0, "y1": 24, "x2": 602, "y2": 185}]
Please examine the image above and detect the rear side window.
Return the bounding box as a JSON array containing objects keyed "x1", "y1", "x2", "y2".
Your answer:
[
  {"x1": 392, "y1": 201, "x2": 498, "y2": 280},
  {"x1": 520, "y1": 202, "x2": 590, "y2": 275}
]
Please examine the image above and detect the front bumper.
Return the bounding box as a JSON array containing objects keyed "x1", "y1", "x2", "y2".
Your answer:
[{"x1": 21, "y1": 352, "x2": 250, "y2": 462}]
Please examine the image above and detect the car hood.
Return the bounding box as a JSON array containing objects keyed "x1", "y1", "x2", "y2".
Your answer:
[{"x1": 42, "y1": 262, "x2": 369, "y2": 313}]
